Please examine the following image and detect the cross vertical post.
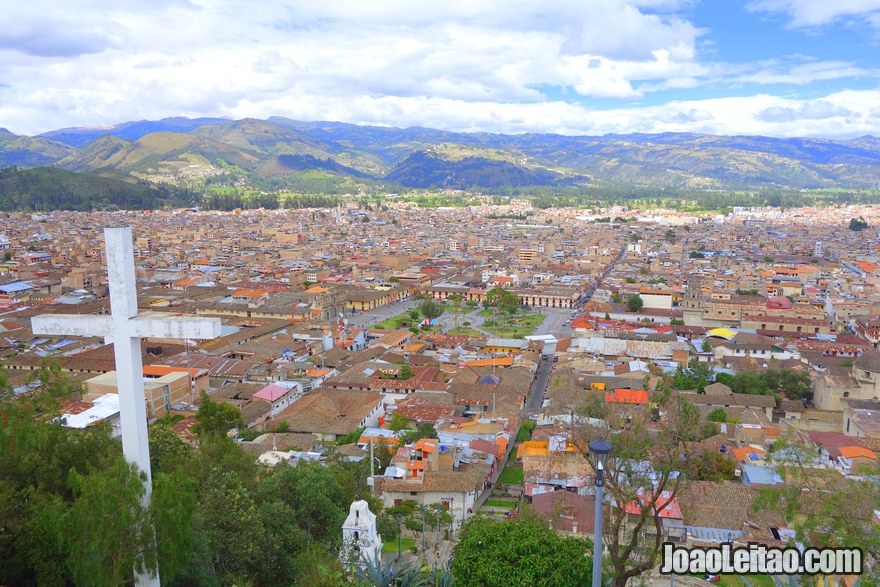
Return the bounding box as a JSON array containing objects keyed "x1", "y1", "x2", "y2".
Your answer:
[{"x1": 106, "y1": 227, "x2": 154, "y2": 496}]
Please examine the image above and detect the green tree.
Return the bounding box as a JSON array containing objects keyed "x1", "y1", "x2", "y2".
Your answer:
[
  {"x1": 452, "y1": 515, "x2": 593, "y2": 586},
  {"x1": 449, "y1": 293, "x2": 465, "y2": 328},
  {"x1": 706, "y1": 407, "x2": 727, "y2": 422},
  {"x1": 625, "y1": 294, "x2": 644, "y2": 312},
  {"x1": 673, "y1": 359, "x2": 713, "y2": 391},
  {"x1": 388, "y1": 411, "x2": 410, "y2": 432},
  {"x1": 418, "y1": 298, "x2": 443, "y2": 324},
  {"x1": 849, "y1": 216, "x2": 869, "y2": 231},
  {"x1": 193, "y1": 393, "x2": 243, "y2": 437},
  {"x1": 755, "y1": 437, "x2": 880, "y2": 580},
  {"x1": 498, "y1": 290, "x2": 521, "y2": 317},
  {"x1": 687, "y1": 448, "x2": 736, "y2": 482}
]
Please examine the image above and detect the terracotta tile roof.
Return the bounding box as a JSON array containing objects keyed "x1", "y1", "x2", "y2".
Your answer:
[
  {"x1": 377, "y1": 462, "x2": 490, "y2": 494},
  {"x1": 839, "y1": 446, "x2": 876, "y2": 460},
  {"x1": 605, "y1": 389, "x2": 649, "y2": 404}
]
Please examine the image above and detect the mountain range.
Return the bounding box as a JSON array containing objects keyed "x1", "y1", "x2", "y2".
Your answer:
[{"x1": 2, "y1": 117, "x2": 880, "y2": 191}]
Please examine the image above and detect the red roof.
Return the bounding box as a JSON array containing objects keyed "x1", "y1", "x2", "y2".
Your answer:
[
  {"x1": 605, "y1": 389, "x2": 649, "y2": 404},
  {"x1": 623, "y1": 490, "x2": 682, "y2": 519}
]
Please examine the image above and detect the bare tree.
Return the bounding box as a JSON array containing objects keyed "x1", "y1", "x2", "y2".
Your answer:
[{"x1": 569, "y1": 393, "x2": 704, "y2": 587}]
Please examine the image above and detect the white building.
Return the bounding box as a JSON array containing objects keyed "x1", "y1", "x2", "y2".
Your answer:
[{"x1": 339, "y1": 500, "x2": 382, "y2": 569}]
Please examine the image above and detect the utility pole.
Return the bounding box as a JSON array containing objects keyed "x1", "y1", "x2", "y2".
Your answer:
[
  {"x1": 435, "y1": 504, "x2": 441, "y2": 547},
  {"x1": 369, "y1": 436, "x2": 375, "y2": 497}
]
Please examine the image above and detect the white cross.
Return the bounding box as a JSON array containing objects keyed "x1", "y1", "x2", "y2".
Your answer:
[{"x1": 31, "y1": 227, "x2": 221, "y2": 587}]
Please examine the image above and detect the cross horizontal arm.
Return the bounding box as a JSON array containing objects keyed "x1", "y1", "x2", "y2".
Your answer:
[
  {"x1": 32, "y1": 314, "x2": 112, "y2": 338},
  {"x1": 130, "y1": 315, "x2": 221, "y2": 340},
  {"x1": 31, "y1": 314, "x2": 222, "y2": 341}
]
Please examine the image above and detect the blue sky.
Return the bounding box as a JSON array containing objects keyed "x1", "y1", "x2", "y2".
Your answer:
[{"x1": 2, "y1": 0, "x2": 880, "y2": 137}]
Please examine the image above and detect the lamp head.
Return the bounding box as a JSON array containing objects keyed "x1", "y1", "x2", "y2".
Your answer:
[{"x1": 589, "y1": 437, "x2": 613, "y2": 473}]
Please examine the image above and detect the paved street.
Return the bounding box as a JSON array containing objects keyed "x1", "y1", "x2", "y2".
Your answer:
[{"x1": 346, "y1": 297, "x2": 420, "y2": 328}]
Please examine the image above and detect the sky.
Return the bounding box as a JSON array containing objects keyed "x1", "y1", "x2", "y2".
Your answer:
[{"x1": 3, "y1": 0, "x2": 880, "y2": 138}]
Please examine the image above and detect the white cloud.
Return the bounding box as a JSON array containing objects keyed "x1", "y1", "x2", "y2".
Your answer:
[
  {"x1": 746, "y1": 0, "x2": 880, "y2": 28},
  {"x1": 0, "y1": 0, "x2": 877, "y2": 139}
]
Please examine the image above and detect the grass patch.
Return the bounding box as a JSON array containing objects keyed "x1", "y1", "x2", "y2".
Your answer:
[
  {"x1": 382, "y1": 537, "x2": 416, "y2": 554},
  {"x1": 499, "y1": 467, "x2": 524, "y2": 486},
  {"x1": 448, "y1": 327, "x2": 485, "y2": 337},
  {"x1": 373, "y1": 313, "x2": 418, "y2": 330},
  {"x1": 483, "y1": 498, "x2": 517, "y2": 509},
  {"x1": 710, "y1": 575, "x2": 777, "y2": 587},
  {"x1": 480, "y1": 312, "x2": 546, "y2": 338}
]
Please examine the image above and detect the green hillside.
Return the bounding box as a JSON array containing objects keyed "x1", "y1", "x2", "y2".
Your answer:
[
  {"x1": 0, "y1": 129, "x2": 75, "y2": 168},
  {"x1": 8, "y1": 117, "x2": 880, "y2": 191},
  {"x1": 0, "y1": 166, "x2": 189, "y2": 211},
  {"x1": 384, "y1": 147, "x2": 571, "y2": 189}
]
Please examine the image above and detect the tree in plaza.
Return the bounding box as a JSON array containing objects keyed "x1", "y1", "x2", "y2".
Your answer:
[
  {"x1": 418, "y1": 298, "x2": 444, "y2": 325},
  {"x1": 625, "y1": 294, "x2": 644, "y2": 312},
  {"x1": 498, "y1": 291, "x2": 521, "y2": 325},
  {"x1": 569, "y1": 394, "x2": 708, "y2": 587},
  {"x1": 448, "y1": 293, "x2": 464, "y2": 328},
  {"x1": 483, "y1": 286, "x2": 520, "y2": 331},
  {"x1": 452, "y1": 513, "x2": 593, "y2": 586},
  {"x1": 193, "y1": 392, "x2": 243, "y2": 437}
]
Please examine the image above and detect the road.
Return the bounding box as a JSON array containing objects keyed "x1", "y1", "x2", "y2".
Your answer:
[
  {"x1": 472, "y1": 355, "x2": 553, "y2": 509},
  {"x1": 532, "y1": 308, "x2": 574, "y2": 338},
  {"x1": 346, "y1": 297, "x2": 421, "y2": 328},
  {"x1": 525, "y1": 356, "x2": 554, "y2": 415}
]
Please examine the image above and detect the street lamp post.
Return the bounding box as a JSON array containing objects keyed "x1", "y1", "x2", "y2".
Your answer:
[
  {"x1": 590, "y1": 438, "x2": 613, "y2": 587},
  {"x1": 395, "y1": 512, "x2": 403, "y2": 558}
]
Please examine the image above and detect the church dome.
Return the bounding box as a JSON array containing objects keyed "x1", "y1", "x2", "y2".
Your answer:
[{"x1": 767, "y1": 296, "x2": 793, "y2": 310}]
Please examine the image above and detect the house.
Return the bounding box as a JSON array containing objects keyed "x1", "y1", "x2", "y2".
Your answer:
[
  {"x1": 678, "y1": 391, "x2": 776, "y2": 419},
  {"x1": 621, "y1": 489, "x2": 686, "y2": 542},
  {"x1": 838, "y1": 446, "x2": 877, "y2": 475},
  {"x1": 678, "y1": 481, "x2": 788, "y2": 545},
  {"x1": 84, "y1": 369, "x2": 191, "y2": 420},
  {"x1": 253, "y1": 382, "x2": 302, "y2": 416},
  {"x1": 605, "y1": 388, "x2": 649, "y2": 405},
  {"x1": 56, "y1": 393, "x2": 121, "y2": 437},
  {"x1": 842, "y1": 399, "x2": 880, "y2": 437},
  {"x1": 375, "y1": 440, "x2": 490, "y2": 531},
  {"x1": 274, "y1": 388, "x2": 385, "y2": 442},
  {"x1": 531, "y1": 491, "x2": 595, "y2": 536}
]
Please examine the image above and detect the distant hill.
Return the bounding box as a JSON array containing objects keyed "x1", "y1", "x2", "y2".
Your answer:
[
  {"x1": 384, "y1": 144, "x2": 571, "y2": 188},
  {"x1": 37, "y1": 116, "x2": 231, "y2": 148},
  {"x1": 5, "y1": 117, "x2": 880, "y2": 191},
  {"x1": 0, "y1": 166, "x2": 188, "y2": 211},
  {"x1": 0, "y1": 128, "x2": 75, "y2": 168}
]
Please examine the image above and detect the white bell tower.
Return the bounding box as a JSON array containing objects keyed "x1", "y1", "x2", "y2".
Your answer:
[{"x1": 339, "y1": 500, "x2": 382, "y2": 569}]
